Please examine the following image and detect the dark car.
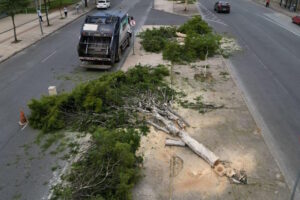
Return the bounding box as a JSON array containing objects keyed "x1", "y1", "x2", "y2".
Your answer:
[
  {"x1": 214, "y1": 1, "x2": 230, "y2": 13},
  {"x1": 292, "y1": 15, "x2": 300, "y2": 25}
]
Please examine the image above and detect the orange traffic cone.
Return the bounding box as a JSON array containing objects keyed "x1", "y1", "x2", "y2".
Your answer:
[{"x1": 19, "y1": 110, "x2": 27, "y2": 126}]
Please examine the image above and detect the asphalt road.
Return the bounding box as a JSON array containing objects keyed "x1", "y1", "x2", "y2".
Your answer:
[
  {"x1": 1, "y1": 0, "x2": 299, "y2": 198},
  {"x1": 198, "y1": 0, "x2": 300, "y2": 196},
  {"x1": 0, "y1": 0, "x2": 156, "y2": 199}
]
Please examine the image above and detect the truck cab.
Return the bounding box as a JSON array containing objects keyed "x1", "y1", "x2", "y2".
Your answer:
[{"x1": 96, "y1": 0, "x2": 111, "y2": 9}]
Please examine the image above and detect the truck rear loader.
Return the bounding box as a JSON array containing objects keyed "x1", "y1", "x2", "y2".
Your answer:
[{"x1": 77, "y1": 11, "x2": 132, "y2": 68}]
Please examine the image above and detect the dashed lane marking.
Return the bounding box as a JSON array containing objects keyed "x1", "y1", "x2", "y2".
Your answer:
[{"x1": 41, "y1": 51, "x2": 57, "y2": 63}]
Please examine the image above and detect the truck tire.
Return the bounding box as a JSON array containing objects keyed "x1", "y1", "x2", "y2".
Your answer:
[
  {"x1": 127, "y1": 36, "x2": 131, "y2": 47},
  {"x1": 110, "y1": 52, "x2": 115, "y2": 65},
  {"x1": 115, "y1": 47, "x2": 121, "y2": 63}
]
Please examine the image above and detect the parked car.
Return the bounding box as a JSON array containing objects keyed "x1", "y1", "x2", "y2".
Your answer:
[
  {"x1": 96, "y1": 0, "x2": 111, "y2": 9},
  {"x1": 292, "y1": 15, "x2": 300, "y2": 25},
  {"x1": 214, "y1": 1, "x2": 230, "y2": 13}
]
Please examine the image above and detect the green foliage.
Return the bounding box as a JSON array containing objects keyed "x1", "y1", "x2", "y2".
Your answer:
[
  {"x1": 28, "y1": 65, "x2": 176, "y2": 200},
  {"x1": 20, "y1": 0, "x2": 78, "y2": 13},
  {"x1": 177, "y1": 15, "x2": 212, "y2": 35},
  {"x1": 28, "y1": 65, "x2": 173, "y2": 133},
  {"x1": 163, "y1": 42, "x2": 188, "y2": 63},
  {"x1": 139, "y1": 16, "x2": 221, "y2": 63},
  {"x1": 139, "y1": 27, "x2": 177, "y2": 52},
  {"x1": 48, "y1": 0, "x2": 78, "y2": 9},
  {"x1": 51, "y1": 128, "x2": 142, "y2": 200},
  {"x1": 0, "y1": 0, "x2": 30, "y2": 15},
  {"x1": 184, "y1": 33, "x2": 221, "y2": 59},
  {"x1": 179, "y1": 96, "x2": 223, "y2": 113}
]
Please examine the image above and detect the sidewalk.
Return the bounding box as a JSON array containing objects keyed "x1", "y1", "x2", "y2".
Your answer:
[
  {"x1": 0, "y1": 1, "x2": 95, "y2": 63},
  {"x1": 254, "y1": 0, "x2": 300, "y2": 18}
]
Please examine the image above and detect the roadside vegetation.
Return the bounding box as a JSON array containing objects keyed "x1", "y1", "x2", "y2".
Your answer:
[
  {"x1": 28, "y1": 64, "x2": 222, "y2": 199},
  {"x1": 51, "y1": 128, "x2": 143, "y2": 200},
  {"x1": 28, "y1": 65, "x2": 173, "y2": 200},
  {"x1": 139, "y1": 16, "x2": 221, "y2": 63},
  {"x1": 23, "y1": 0, "x2": 79, "y2": 13},
  {"x1": 0, "y1": 0, "x2": 31, "y2": 42}
]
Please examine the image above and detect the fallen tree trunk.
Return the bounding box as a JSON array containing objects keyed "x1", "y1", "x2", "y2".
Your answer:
[
  {"x1": 138, "y1": 103, "x2": 246, "y2": 183},
  {"x1": 165, "y1": 138, "x2": 186, "y2": 147},
  {"x1": 152, "y1": 107, "x2": 220, "y2": 167},
  {"x1": 178, "y1": 130, "x2": 219, "y2": 166}
]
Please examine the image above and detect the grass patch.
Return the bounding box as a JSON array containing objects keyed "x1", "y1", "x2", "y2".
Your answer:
[
  {"x1": 194, "y1": 71, "x2": 213, "y2": 83},
  {"x1": 219, "y1": 71, "x2": 229, "y2": 80},
  {"x1": 179, "y1": 96, "x2": 223, "y2": 113},
  {"x1": 21, "y1": 0, "x2": 79, "y2": 13}
]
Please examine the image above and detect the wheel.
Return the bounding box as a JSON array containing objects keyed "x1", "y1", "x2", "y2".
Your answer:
[
  {"x1": 115, "y1": 47, "x2": 121, "y2": 63},
  {"x1": 110, "y1": 50, "x2": 116, "y2": 65},
  {"x1": 110, "y1": 55, "x2": 115, "y2": 65},
  {"x1": 127, "y1": 35, "x2": 131, "y2": 47}
]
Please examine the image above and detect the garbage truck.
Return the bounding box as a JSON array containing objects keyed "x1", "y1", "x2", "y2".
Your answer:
[{"x1": 77, "y1": 11, "x2": 132, "y2": 68}]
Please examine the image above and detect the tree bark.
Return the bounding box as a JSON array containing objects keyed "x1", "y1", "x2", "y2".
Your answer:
[
  {"x1": 11, "y1": 14, "x2": 17, "y2": 42},
  {"x1": 44, "y1": 0, "x2": 50, "y2": 26},
  {"x1": 152, "y1": 108, "x2": 220, "y2": 167},
  {"x1": 178, "y1": 130, "x2": 219, "y2": 166},
  {"x1": 59, "y1": 0, "x2": 63, "y2": 18},
  {"x1": 165, "y1": 138, "x2": 186, "y2": 147}
]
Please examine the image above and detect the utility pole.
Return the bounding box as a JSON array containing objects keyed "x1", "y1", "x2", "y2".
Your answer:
[{"x1": 35, "y1": 0, "x2": 44, "y2": 35}]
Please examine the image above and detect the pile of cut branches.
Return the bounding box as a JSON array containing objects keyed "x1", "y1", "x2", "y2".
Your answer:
[
  {"x1": 28, "y1": 65, "x2": 173, "y2": 133},
  {"x1": 139, "y1": 16, "x2": 221, "y2": 63},
  {"x1": 29, "y1": 65, "x2": 245, "y2": 200}
]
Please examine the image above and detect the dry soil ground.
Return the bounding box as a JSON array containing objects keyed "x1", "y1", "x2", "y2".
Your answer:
[{"x1": 123, "y1": 25, "x2": 291, "y2": 200}]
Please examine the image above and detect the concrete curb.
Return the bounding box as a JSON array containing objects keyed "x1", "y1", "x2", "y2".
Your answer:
[
  {"x1": 0, "y1": 8, "x2": 95, "y2": 65},
  {"x1": 221, "y1": 56, "x2": 296, "y2": 197}
]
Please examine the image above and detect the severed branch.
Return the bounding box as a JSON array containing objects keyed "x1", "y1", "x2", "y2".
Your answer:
[
  {"x1": 146, "y1": 120, "x2": 169, "y2": 134},
  {"x1": 151, "y1": 107, "x2": 220, "y2": 167},
  {"x1": 165, "y1": 138, "x2": 186, "y2": 147},
  {"x1": 144, "y1": 105, "x2": 247, "y2": 184}
]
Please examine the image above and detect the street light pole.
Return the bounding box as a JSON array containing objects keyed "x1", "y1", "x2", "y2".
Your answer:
[{"x1": 35, "y1": 0, "x2": 43, "y2": 35}]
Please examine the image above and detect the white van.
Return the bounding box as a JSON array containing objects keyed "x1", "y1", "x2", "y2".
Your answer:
[{"x1": 96, "y1": 0, "x2": 111, "y2": 9}]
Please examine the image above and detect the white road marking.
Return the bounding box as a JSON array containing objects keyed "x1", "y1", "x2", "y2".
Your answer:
[
  {"x1": 21, "y1": 122, "x2": 28, "y2": 131},
  {"x1": 196, "y1": 2, "x2": 228, "y2": 27},
  {"x1": 41, "y1": 51, "x2": 57, "y2": 63}
]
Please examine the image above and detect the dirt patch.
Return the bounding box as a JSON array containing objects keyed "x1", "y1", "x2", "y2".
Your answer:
[
  {"x1": 129, "y1": 25, "x2": 290, "y2": 200},
  {"x1": 154, "y1": 0, "x2": 199, "y2": 16},
  {"x1": 220, "y1": 37, "x2": 242, "y2": 57}
]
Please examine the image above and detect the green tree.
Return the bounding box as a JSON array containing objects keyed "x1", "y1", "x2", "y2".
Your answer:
[{"x1": 0, "y1": 0, "x2": 30, "y2": 42}]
